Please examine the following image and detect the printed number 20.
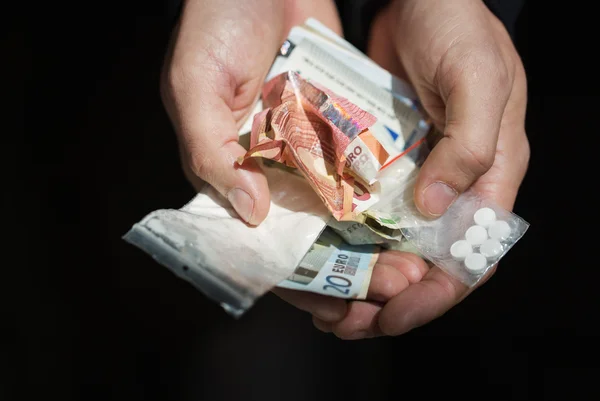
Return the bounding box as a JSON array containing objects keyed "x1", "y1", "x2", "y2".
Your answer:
[{"x1": 323, "y1": 275, "x2": 351, "y2": 295}]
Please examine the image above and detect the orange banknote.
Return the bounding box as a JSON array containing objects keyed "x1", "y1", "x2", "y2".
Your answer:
[{"x1": 238, "y1": 71, "x2": 388, "y2": 221}]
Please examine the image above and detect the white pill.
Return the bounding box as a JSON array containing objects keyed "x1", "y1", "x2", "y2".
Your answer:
[
  {"x1": 465, "y1": 225, "x2": 488, "y2": 245},
  {"x1": 488, "y1": 220, "x2": 511, "y2": 241},
  {"x1": 480, "y1": 239, "x2": 503, "y2": 259},
  {"x1": 464, "y1": 253, "x2": 487, "y2": 274},
  {"x1": 474, "y1": 207, "x2": 496, "y2": 227},
  {"x1": 450, "y1": 240, "x2": 473, "y2": 260}
]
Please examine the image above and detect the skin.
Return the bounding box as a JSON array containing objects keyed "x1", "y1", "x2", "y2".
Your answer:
[
  {"x1": 161, "y1": 0, "x2": 530, "y2": 339},
  {"x1": 160, "y1": 0, "x2": 342, "y2": 225}
]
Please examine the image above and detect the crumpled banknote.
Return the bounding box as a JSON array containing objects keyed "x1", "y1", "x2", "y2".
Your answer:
[{"x1": 238, "y1": 71, "x2": 390, "y2": 222}]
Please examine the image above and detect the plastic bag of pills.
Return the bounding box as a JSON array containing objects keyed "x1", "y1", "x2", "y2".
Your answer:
[
  {"x1": 402, "y1": 193, "x2": 528, "y2": 286},
  {"x1": 369, "y1": 170, "x2": 529, "y2": 286}
]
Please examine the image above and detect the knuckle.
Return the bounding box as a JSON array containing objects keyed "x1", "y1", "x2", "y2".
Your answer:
[
  {"x1": 471, "y1": 49, "x2": 511, "y2": 97},
  {"x1": 161, "y1": 47, "x2": 231, "y2": 101},
  {"x1": 188, "y1": 147, "x2": 216, "y2": 183},
  {"x1": 464, "y1": 143, "x2": 495, "y2": 173},
  {"x1": 446, "y1": 136, "x2": 495, "y2": 177},
  {"x1": 440, "y1": 46, "x2": 512, "y2": 99},
  {"x1": 488, "y1": 53, "x2": 511, "y2": 88},
  {"x1": 161, "y1": 61, "x2": 201, "y2": 102}
]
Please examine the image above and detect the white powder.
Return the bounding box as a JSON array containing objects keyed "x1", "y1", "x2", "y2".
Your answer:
[{"x1": 124, "y1": 164, "x2": 330, "y2": 316}]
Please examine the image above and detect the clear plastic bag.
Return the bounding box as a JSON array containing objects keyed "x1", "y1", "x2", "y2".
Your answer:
[
  {"x1": 123, "y1": 163, "x2": 330, "y2": 317},
  {"x1": 369, "y1": 166, "x2": 529, "y2": 287}
]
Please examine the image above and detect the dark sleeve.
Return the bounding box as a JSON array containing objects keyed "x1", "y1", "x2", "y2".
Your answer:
[{"x1": 337, "y1": 0, "x2": 525, "y2": 53}]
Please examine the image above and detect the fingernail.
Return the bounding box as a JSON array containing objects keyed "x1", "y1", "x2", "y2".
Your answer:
[
  {"x1": 421, "y1": 182, "x2": 457, "y2": 216},
  {"x1": 228, "y1": 188, "x2": 255, "y2": 224}
]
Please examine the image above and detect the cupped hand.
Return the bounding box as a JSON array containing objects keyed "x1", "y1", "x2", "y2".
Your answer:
[
  {"x1": 276, "y1": 0, "x2": 530, "y2": 338},
  {"x1": 160, "y1": 0, "x2": 342, "y2": 225}
]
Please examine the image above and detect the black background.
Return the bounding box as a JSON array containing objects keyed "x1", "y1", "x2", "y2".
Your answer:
[{"x1": 10, "y1": 1, "x2": 600, "y2": 400}]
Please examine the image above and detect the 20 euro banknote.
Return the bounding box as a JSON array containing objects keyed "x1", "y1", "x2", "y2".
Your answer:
[{"x1": 277, "y1": 227, "x2": 379, "y2": 299}]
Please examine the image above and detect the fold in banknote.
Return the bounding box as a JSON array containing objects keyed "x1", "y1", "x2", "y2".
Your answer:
[{"x1": 238, "y1": 71, "x2": 389, "y2": 222}]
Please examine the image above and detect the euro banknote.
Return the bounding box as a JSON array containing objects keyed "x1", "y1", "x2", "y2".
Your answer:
[
  {"x1": 238, "y1": 71, "x2": 387, "y2": 221},
  {"x1": 277, "y1": 227, "x2": 379, "y2": 299}
]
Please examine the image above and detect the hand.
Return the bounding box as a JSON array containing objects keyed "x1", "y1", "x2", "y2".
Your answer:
[
  {"x1": 275, "y1": 0, "x2": 530, "y2": 338},
  {"x1": 160, "y1": 0, "x2": 342, "y2": 225}
]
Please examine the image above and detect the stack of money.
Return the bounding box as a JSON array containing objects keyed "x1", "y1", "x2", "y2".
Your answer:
[
  {"x1": 241, "y1": 18, "x2": 435, "y2": 233},
  {"x1": 124, "y1": 19, "x2": 432, "y2": 316},
  {"x1": 237, "y1": 20, "x2": 432, "y2": 301}
]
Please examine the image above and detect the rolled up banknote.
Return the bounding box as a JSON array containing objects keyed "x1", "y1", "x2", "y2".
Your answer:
[{"x1": 277, "y1": 227, "x2": 379, "y2": 299}]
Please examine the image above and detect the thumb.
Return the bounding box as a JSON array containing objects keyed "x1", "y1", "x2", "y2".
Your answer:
[
  {"x1": 413, "y1": 54, "x2": 512, "y2": 217},
  {"x1": 176, "y1": 95, "x2": 270, "y2": 226}
]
